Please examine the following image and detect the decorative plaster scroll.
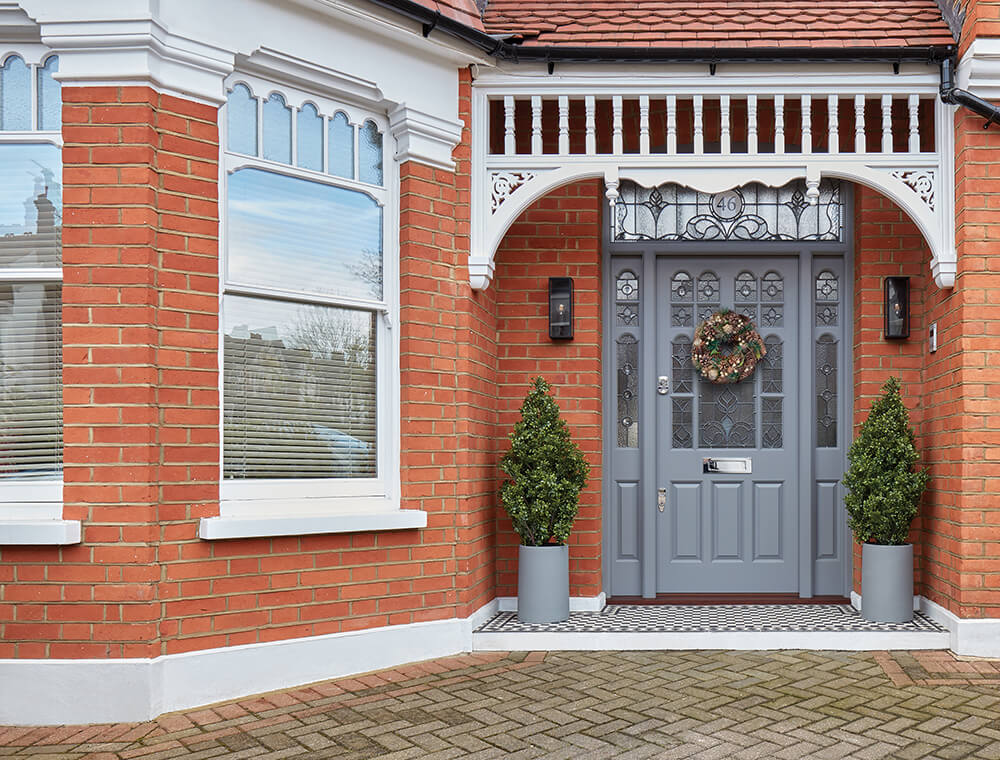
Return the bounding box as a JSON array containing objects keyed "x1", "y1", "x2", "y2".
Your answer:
[
  {"x1": 890, "y1": 169, "x2": 935, "y2": 211},
  {"x1": 490, "y1": 171, "x2": 535, "y2": 212}
]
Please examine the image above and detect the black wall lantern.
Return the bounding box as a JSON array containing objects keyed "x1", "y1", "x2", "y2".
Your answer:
[
  {"x1": 884, "y1": 276, "x2": 910, "y2": 339},
  {"x1": 548, "y1": 277, "x2": 573, "y2": 340}
]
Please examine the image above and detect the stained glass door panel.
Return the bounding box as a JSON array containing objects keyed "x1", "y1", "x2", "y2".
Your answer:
[{"x1": 655, "y1": 258, "x2": 800, "y2": 593}]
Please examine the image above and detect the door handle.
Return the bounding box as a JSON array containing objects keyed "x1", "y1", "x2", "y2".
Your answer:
[
  {"x1": 657, "y1": 376, "x2": 669, "y2": 395},
  {"x1": 657, "y1": 487, "x2": 666, "y2": 512}
]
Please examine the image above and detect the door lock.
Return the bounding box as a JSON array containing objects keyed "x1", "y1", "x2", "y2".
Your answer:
[
  {"x1": 657, "y1": 488, "x2": 666, "y2": 512},
  {"x1": 657, "y1": 376, "x2": 669, "y2": 395}
]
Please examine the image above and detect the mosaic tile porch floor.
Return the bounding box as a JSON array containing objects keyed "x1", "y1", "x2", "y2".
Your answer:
[{"x1": 475, "y1": 604, "x2": 946, "y2": 633}]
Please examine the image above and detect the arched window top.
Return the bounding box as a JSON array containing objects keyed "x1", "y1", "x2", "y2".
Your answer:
[
  {"x1": 223, "y1": 79, "x2": 387, "y2": 187},
  {"x1": 696, "y1": 271, "x2": 720, "y2": 303}
]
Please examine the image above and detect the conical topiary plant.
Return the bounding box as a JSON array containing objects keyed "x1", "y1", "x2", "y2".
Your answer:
[
  {"x1": 843, "y1": 376, "x2": 929, "y2": 546},
  {"x1": 500, "y1": 377, "x2": 590, "y2": 547}
]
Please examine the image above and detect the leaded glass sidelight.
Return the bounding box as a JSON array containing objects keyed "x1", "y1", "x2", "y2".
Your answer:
[
  {"x1": 617, "y1": 333, "x2": 639, "y2": 448},
  {"x1": 616, "y1": 269, "x2": 640, "y2": 326},
  {"x1": 816, "y1": 335, "x2": 838, "y2": 447},
  {"x1": 612, "y1": 178, "x2": 843, "y2": 242},
  {"x1": 815, "y1": 270, "x2": 839, "y2": 326}
]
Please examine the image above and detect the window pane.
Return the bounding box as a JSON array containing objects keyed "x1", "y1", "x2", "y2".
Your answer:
[
  {"x1": 296, "y1": 103, "x2": 323, "y2": 172},
  {"x1": 227, "y1": 168, "x2": 383, "y2": 301},
  {"x1": 262, "y1": 93, "x2": 291, "y2": 164},
  {"x1": 0, "y1": 282, "x2": 62, "y2": 479},
  {"x1": 36, "y1": 56, "x2": 61, "y2": 131},
  {"x1": 223, "y1": 295, "x2": 377, "y2": 479},
  {"x1": 329, "y1": 112, "x2": 354, "y2": 179},
  {"x1": 0, "y1": 144, "x2": 61, "y2": 268},
  {"x1": 1, "y1": 55, "x2": 31, "y2": 131},
  {"x1": 227, "y1": 84, "x2": 257, "y2": 156},
  {"x1": 359, "y1": 120, "x2": 383, "y2": 186}
]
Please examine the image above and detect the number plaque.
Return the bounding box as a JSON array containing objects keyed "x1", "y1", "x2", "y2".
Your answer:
[{"x1": 711, "y1": 190, "x2": 744, "y2": 220}]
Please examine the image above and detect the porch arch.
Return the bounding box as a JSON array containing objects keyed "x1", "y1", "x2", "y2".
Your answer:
[{"x1": 469, "y1": 161, "x2": 954, "y2": 291}]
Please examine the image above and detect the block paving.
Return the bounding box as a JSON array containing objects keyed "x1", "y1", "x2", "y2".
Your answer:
[{"x1": 3, "y1": 649, "x2": 1000, "y2": 759}]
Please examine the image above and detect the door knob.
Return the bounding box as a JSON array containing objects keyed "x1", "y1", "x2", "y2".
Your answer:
[
  {"x1": 657, "y1": 488, "x2": 666, "y2": 512},
  {"x1": 657, "y1": 376, "x2": 669, "y2": 395}
]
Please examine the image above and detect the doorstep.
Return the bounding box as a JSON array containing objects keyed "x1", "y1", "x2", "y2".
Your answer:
[{"x1": 472, "y1": 604, "x2": 950, "y2": 651}]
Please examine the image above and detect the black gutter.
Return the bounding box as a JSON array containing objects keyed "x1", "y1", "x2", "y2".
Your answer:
[
  {"x1": 940, "y1": 57, "x2": 1000, "y2": 128},
  {"x1": 367, "y1": 0, "x2": 954, "y2": 64}
]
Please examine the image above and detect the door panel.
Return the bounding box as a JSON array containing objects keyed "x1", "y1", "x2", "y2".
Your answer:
[{"x1": 655, "y1": 258, "x2": 799, "y2": 593}]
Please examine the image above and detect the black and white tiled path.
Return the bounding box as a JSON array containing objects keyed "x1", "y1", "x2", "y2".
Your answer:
[
  {"x1": 472, "y1": 604, "x2": 950, "y2": 651},
  {"x1": 476, "y1": 604, "x2": 945, "y2": 633}
]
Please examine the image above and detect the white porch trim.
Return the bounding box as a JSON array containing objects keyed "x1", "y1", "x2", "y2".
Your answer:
[{"x1": 469, "y1": 65, "x2": 956, "y2": 290}]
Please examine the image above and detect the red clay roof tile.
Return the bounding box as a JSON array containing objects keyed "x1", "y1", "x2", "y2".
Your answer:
[
  {"x1": 482, "y1": 1, "x2": 954, "y2": 48},
  {"x1": 409, "y1": 0, "x2": 484, "y2": 31}
]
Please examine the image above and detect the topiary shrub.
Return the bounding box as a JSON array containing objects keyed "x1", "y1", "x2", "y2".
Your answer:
[
  {"x1": 500, "y1": 377, "x2": 590, "y2": 547},
  {"x1": 843, "y1": 376, "x2": 929, "y2": 546}
]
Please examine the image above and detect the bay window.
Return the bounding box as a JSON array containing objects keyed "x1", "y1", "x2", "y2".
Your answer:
[
  {"x1": 0, "y1": 52, "x2": 74, "y2": 544},
  {"x1": 202, "y1": 73, "x2": 412, "y2": 539}
]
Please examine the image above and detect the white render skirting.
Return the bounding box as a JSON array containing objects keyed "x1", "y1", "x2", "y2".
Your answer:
[
  {"x1": 0, "y1": 606, "x2": 496, "y2": 726},
  {"x1": 3, "y1": 594, "x2": 997, "y2": 725}
]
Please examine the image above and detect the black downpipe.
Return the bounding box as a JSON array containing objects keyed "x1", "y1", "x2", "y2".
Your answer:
[{"x1": 940, "y1": 57, "x2": 1000, "y2": 128}]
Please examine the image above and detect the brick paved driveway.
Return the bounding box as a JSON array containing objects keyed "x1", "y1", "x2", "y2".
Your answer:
[{"x1": 2, "y1": 650, "x2": 1000, "y2": 759}]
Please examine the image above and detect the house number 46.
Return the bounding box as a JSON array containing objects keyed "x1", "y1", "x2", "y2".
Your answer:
[{"x1": 711, "y1": 190, "x2": 744, "y2": 220}]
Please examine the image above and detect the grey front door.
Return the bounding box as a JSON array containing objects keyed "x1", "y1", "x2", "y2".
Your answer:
[{"x1": 655, "y1": 258, "x2": 799, "y2": 593}]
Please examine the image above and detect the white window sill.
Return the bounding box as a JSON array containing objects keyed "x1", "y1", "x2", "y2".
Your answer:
[
  {"x1": 198, "y1": 510, "x2": 427, "y2": 540},
  {"x1": 0, "y1": 519, "x2": 81, "y2": 545}
]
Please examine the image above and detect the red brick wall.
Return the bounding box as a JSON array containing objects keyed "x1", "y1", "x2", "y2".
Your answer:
[
  {"x1": 853, "y1": 174, "x2": 1000, "y2": 619},
  {"x1": 492, "y1": 180, "x2": 603, "y2": 599}
]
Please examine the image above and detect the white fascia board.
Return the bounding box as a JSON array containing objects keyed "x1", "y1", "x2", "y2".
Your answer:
[
  {"x1": 473, "y1": 61, "x2": 942, "y2": 92},
  {"x1": 957, "y1": 38, "x2": 1000, "y2": 101},
  {"x1": 199, "y1": 510, "x2": 427, "y2": 540}
]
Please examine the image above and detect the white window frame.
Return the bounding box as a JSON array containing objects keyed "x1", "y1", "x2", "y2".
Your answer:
[
  {"x1": 0, "y1": 47, "x2": 77, "y2": 545},
  {"x1": 201, "y1": 71, "x2": 415, "y2": 540}
]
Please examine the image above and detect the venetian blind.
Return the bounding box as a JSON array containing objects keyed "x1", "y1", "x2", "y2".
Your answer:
[
  {"x1": 0, "y1": 141, "x2": 62, "y2": 481},
  {"x1": 223, "y1": 296, "x2": 377, "y2": 479}
]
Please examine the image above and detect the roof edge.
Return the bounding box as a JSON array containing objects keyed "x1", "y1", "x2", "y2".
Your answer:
[{"x1": 367, "y1": 0, "x2": 955, "y2": 64}]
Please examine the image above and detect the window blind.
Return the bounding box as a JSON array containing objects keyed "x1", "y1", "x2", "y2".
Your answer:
[
  {"x1": 223, "y1": 296, "x2": 377, "y2": 479},
  {"x1": 0, "y1": 282, "x2": 61, "y2": 479}
]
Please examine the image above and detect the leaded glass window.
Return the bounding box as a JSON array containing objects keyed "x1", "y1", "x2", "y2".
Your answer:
[
  {"x1": 816, "y1": 335, "x2": 838, "y2": 447},
  {"x1": 815, "y1": 270, "x2": 839, "y2": 326},
  {"x1": 699, "y1": 383, "x2": 755, "y2": 449},
  {"x1": 613, "y1": 179, "x2": 843, "y2": 242},
  {"x1": 616, "y1": 270, "x2": 639, "y2": 326},
  {"x1": 617, "y1": 333, "x2": 639, "y2": 448},
  {"x1": 671, "y1": 271, "x2": 693, "y2": 327}
]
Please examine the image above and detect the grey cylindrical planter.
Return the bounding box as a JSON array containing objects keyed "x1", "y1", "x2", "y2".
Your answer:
[
  {"x1": 517, "y1": 544, "x2": 570, "y2": 624},
  {"x1": 861, "y1": 543, "x2": 913, "y2": 623}
]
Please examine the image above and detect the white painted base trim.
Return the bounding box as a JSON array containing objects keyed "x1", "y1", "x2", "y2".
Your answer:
[
  {"x1": 919, "y1": 597, "x2": 1000, "y2": 658},
  {"x1": 497, "y1": 592, "x2": 607, "y2": 613},
  {"x1": 198, "y1": 510, "x2": 427, "y2": 539},
  {"x1": 0, "y1": 519, "x2": 80, "y2": 545},
  {"x1": 471, "y1": 629, "x2": 949, "y2": 653},
  {"x1": 850, "y1": 591, "x2": 920, "y2": 612},
  {"x1": 1, "y1": 608, "x2": 479, "y2": 725}
]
